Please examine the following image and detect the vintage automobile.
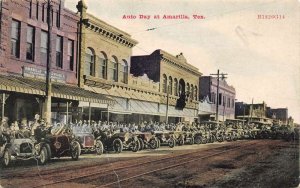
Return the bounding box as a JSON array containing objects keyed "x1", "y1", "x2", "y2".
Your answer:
[
  {"x1": 153, "y1": 131, "x2": 176, "y2": 148},
  {"x1": 95, "y1": 130, "x2": 140, "y2": 153},
  {"x1": 72, "y1": 125, "x2": 103, "y2": 155},
  {"x1": 134, "y1": 132, "x2": 159, "y2": 150},
  {"x1": 47, "y1": 125, "x2": 81, "y2": 160},
  {"x1": 193, "y1": 130, "x2": 207, "y2": 144},
  {"x1": 0, "y1": 133, "x2": 12, "y2": 167},
  {"x1": 1, "y1": 129, "x2": 50, "y2": 167},
  {"x1": 182, "y1": 131, "x2": 195, "y2": 145}
]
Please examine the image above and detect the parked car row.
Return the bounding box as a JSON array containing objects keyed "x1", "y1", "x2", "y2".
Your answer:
[{"x1": 0, "y1": 121, "x2": 298, "y2": 167}]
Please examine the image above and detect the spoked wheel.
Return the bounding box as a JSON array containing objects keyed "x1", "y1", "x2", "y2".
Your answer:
[
  {"x1": 113, "y1": 138, "x2": 123, "y2": 153},
  {"x1": 168, "y1": 138, "x2": 176, "y2": 148},
  {"x1": 149, "y1": 138, "x2": 157, "y2": 149},
  {"x1": 95, "y1": 140, "x2": 104, "y2": 155},
  {"x1": 178, "y1": 138, "x2": 184, "y2": 146},
  {"x1": 39, "y1": 146, "x2": 48, "y2": 165},
  {"x1": 131, "y1": 139, "x2": 140, "y2": 152},
  {"x1": 138, "y1": 138, "x2": 144, "y2": 151},
  {"x1": 71, "y1": 141, "x2": 81, "y2": 160},
  {"x1": 189, "y1": 137, "x2": 194, "y2": 145},
  {"x1": 194, "y1": 136, "x2": 201, "y2": 144},
  {"x1": 2, "y1": 148, "x2": 11, "y2": 167}
]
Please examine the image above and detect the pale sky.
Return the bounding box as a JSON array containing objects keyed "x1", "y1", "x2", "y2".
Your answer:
[{"x1": 65, "y1": 0, "x2": 300, "y2": 123}]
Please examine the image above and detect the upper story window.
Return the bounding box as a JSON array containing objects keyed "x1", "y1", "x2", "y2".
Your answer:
[
  {"x1": 120, "y1": 60, "x2": 128, "y2": 83},
  {"x1": 98, "y1": 52, "x2": 107, "y2": 79},
  {"x1": 174, "y1": 78, "x2": 178, "y2": 96},
  {"x1": 186, "y1": 83, "x2": 190, "y2": 101},
  {"x1": 67, "y1": 40, "x2": 74, "y2": 71},
  {"x1": 162, "y1": 74, "x2": 167, "y2": 93},
  {"x1": 109, "y1": 56, "x2": 118, "y2": 82},
  {"x1": 29, "y1": 0, "x2": 32, "y2": 18},
  {"x1": 36, "y1": 1, "x2": 39, "y2": 20},
  {"x1": 26, "y1": 25, "x2": 35, "y2": 61},
  {"x1": 85, "y1": 48, "x2": 95, "y2": 76},
  {"x1": 218, "y1": 93, "x2": 222, "y2": 105},
  {"x1": 11, "y1": 20, "x2": 20, "y2": 58},
  {"x1": 56, "y1": 36, "x2": 63, "y2": 68},
  {"x1": 168, "y1": 76, "x2": 173, "y2": 95},
  {"x1": 40, "y1": 31, "x2": 48, "y2": 64}
]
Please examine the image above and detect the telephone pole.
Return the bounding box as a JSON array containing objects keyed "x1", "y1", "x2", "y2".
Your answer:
[
  {"x1": 44, "y1": 0, "x2": 52, "y2": 123},
  {"x1": 210, "y1": 69, "x2": 227, "y2": 123}
]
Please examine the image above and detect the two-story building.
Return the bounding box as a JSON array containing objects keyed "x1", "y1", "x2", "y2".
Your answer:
[
  {"x1": 199, "y1": 76, "x2": 236, "y2": 121},
  {"x1": 0, "y1": 0, "x2": 111, "y2": 123}
]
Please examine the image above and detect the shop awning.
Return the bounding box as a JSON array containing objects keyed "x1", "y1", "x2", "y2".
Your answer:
[{"x1": 0, "y1": 74, "x2": 114, "y2": 104}]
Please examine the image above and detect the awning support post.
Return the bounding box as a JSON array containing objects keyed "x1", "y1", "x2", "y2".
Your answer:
[
  {"x1": 107, "y1": 104, "x2": 110, "y2": 122},
  {"x1": 66, "y1": 101, "x2": 69, "y2": 125},
  {"x1": 88, "y1": 102, "x2": 91, "y2": 126},
  {"x1": 1, "y1": 93, "x2": 5, "y2": 120}
]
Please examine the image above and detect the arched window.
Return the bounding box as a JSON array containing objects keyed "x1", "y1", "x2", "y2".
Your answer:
[
  {"x1": 85, "y1": 48, "x2": 95, "y2": 76},
  {"x1": 194, "y1": 86, "x2": 198, "y2": 101},
  {"x1": 120, "y1": 60, "x2": 128, "y2": 83},
  {"x1": 186, "y1": 83, "x2": 190, "y2": 101},
  {"x1": 191, "y1": 85, "x2": 194, "y2": 100},
  {"x1": 162, "y1": 74, "x2": 167, "y2": 93},
  {"x1": 98, "y1": 52, "x2": 107, "y2": 79},
  {"x1": 109, "y1": 56, "x2": 118, "y2": 81},
  {"x1": 174, "y1": 78, "x2": 178, "y2": 96},
  {"x1": 168, "y1": 76, "x2": 173, "y2": 95}
]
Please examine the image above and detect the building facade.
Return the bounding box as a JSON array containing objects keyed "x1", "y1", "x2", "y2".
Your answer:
[
  {"x1": 199, "y1": 76, "x2": 235, "y2": 121},
  {"x1": 131, "y1": 50, "x2": 201, "y2": 123},
  {"x1": 0, "y1": 0, "x2": 111, "y2": 123}
]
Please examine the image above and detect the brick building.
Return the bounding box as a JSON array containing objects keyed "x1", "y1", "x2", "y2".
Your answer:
[
  {"x1": 199, "y1": 76, "x2": 235, "y2": 121},
  {"x1": 131, "y1": 50, "x2": 201, "y2": 123},
  {"x1": 0, "y1": 0, "x2": 111, "y2": 123}
]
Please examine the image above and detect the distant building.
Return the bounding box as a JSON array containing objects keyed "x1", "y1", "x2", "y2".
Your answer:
[
  {"x1": 267, "y1": 108, "x2": 289, "y2": 125},
  {"x1": 199, "y1": 76, "x2": 235, "y2": 121}
]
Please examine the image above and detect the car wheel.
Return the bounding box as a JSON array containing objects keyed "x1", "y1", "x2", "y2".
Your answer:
[
  {"x1": 113, "y1": 138, "x2": 123, "y2": 153},
  {"x1": 71, "y1": 141, "x2": 81, "y2": 160},
  {"x1": 149, "y1": 138, "x2": 157, "y2": 149},
  {"x1": 2, "y1": 148, "x2": 11, "y2": 167},
  {"x1": 39, "y1": 146, "x2": 48, "y2": 165},
  {"x1": 168, "y1": 138, "x2": 175, "y2": 148},
  {"x1": 45, "y1": 143, "x2": 52, "y2": 161},
  {"x1": 138, "y1": 138, "x2": 144, "y2": 150},
  {"x1": 95, "y1": 140, "x2": 104, "y2": 155},
  {"x1": 189, "y1": 137, "x2": 194, "y2": 145},
  {"x1": 194, "y1": 136, "x2": 202, "y2": 144},
  {"x1": 131, "y1": 139, "x2": 140, "y2": 152}
]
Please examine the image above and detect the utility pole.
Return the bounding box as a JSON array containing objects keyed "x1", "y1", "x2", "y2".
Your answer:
[
  {"x1": 44, "y1": 0, "x2": 52, "y2": 123},
  {"x1": 210, "y1": 70, "x2": 227, "y2": 124}
]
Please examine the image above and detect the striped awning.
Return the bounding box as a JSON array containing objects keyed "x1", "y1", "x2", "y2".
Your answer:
[{"x1": 0, "y1": 74, "x2": 114, "y2": 104}]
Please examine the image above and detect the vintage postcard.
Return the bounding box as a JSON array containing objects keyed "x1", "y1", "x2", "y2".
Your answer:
[{"x1": 0, "y1": 0, "x2": 299, "y2": 187}]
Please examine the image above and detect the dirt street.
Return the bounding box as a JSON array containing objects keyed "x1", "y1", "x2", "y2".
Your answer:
[{"x1": 0, "y1": 140, "x2": 298, "y2": 188}]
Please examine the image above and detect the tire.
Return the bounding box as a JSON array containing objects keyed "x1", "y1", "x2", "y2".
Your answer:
[
  {"x1": 156, "y1": 138, "x2": 161, "y2": 148},
  {"x1": 45, "y1": 143, "x2": 52, "y2": 161},
  {"x1": 113, "y1": 138, "x2": 123, "y2": 153},
  {"x1": 178, "y1": 138, "x2": 184, "y2": 146},
  {"x1": 131, "y1": 139, "x2": 140, "y2": 152},
  {"x1": 149, "y1": 138, "x2": 157, "y2": 149},
  {"x1": 39, "y1": 146, "x2": 48, "y2": 165},
  {"x1": 168, "y1": 138, "x2": 175, "y2": 148},
  {"x1": 95, "y1": 140, "x2": 104, "y2": 155},
  {"x1": 189, "y1": 137, "x2": 194, "y2": 145},
  {"x1": 194, "y1": 136, "x2": 201, "y2": 144},
  {"x1": 71, "y1": 141, "x2": 81, "y2": 160},
  {"x1": 138, "y1": 138, "x2": 144, "y2": 150},
  {"x1": 2, "y1": 148, "x2": 11, "y2": 167},
  {"x1": 217, "y1": 136, "x2": 223, "y2": 142}
]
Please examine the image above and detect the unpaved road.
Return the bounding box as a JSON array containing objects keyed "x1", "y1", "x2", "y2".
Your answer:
[{"x1": 0, "y1": 139, "x2": 298, "y2": 188}]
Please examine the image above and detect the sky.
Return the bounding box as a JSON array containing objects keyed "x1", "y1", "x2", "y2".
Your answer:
[{"x1": 65, "y1": 0, "x2": 300, "y2": 123}]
